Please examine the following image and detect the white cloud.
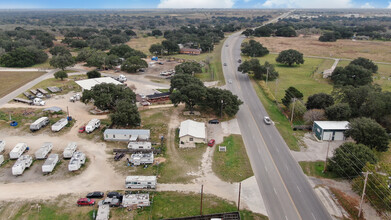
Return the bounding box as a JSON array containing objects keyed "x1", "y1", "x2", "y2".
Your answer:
[
  {"x1": 158, "y1": 0, "x2": 235, "y2": 8},
  {"x1": 361, "y1": 2, "x2": 374, "y2": 8},
  {"x1": 388, "y1": 2, "x2": 391, "y2": 8},
  {"x1": 261, "y1": 0, "x2": 352, "y2": 8}
]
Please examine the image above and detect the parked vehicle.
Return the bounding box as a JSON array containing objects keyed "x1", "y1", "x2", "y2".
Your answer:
[
  {"x1": 130, "y1": 153, "x2": 154, "y2": 166},
  {"x1": 30, "y1": 117, "x2": 49, "y2": 132},
  {"x1": 228, "y1": 79, "x2": 232, "y2": 84},
  {"x1": 86, "y1": 192, "x2": 104, "y2": 199},
  {"x1": 125, "y1": 176, "x2": 157, "y2": 189},
  {"x1": 12, "y1": 155, "x2": 33, "y2": 175},
  {"x1": 107, "y1": 192, "x2": 123, "y2": 200},
  {"x1": 9, "y1": 143, "x2": 27, "y2": 159},
  {"x1": 35, "y1": 142, "x2": 53, "y2": 159},
  {"x1": 263, "y1": 116, "x2": 272, "y2": 125},
  {"x1": 68, "y1": 152, "x2": 86, "y2": 171},
  {"x1": 238, "y1": 59, "x2": 242, "y2": 63},
  {"x1": 42, "y1": 154, "x2": 59, "y2": 173},
  {"x1": 122, "y1": 194, "x2": 150, "y2": 208},
  {"x1": 114, "y1": 153, "x2": 125, "y2": 161},
  {"x1": 0, "y1": 155, "x2": 4, "y2": 166},
  {"x1": 208, "y1": 139, "x2": 215, "y2": 147},
  {"x1": 0, "y1": 140, "x2": 5, "y2": 153},
  {"x1": 69, "y1": 93, "x2": 81, "y2": 102},
  {"x1": 63, "y1": 142, "x2": 77, "y2": 159},
  {"x1": 77, "y1": 198, "x2": 95, "y2": 206},
  {"x1": 32, "y1": 98, "x2": 45, "y2": 106},
  {"x1": 51, "y1": 118, "x2": 68, "y2": 132},
  {"x1": 115, "y1": 75, "x2": 127, "y2": 83},
  {"x1": 85, "y1": 119, "x2": 100, "y2": 133},
  {"x1": 78, "y1": 126, "x2": 86, "y2": 133},
  {"x1": 98, "y1": 197, "x2": 121, "y2": 207},
  {"x1": 208, "y1": 119, "x2": 219, "y2": 124},
  {"x1": 224, "y1": 63, "x2": 227, "y2": 66}
]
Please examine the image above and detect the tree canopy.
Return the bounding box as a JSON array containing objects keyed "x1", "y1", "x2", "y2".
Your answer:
[
  {"x1": 86, "y1": 70, "x2": 101, "y2": 79},
  {"x1": 275, "y1": 49, "x2": 304, "y2": 66},
  {"x1": 109, "y1": 44, "x2": 146, "y2": 59},
  {"x1": 50, "y1": 53, "x2": 75, "y2": 70},
  {"x1": 54, "y1": 70, "x2": 68, "y2": 81},
  {"x1": 175, "y1": 61, "x2": 202, "y2": 75},
  {"x1": 350, "y1": 57, "x2": 378, "y2": 73},
  {"x1": 110, "y1": 100, "x2": 140, "y2": 127},
  {"x1": 241, "y1": 40, "x2": 269, "y2": 57},
  {"x1": 121, "y1": 56, "x2": 148, "y2": 73},
  {"x1": 306, "y1": 93, "x2": 334, "y2": 110},
  {"x1": 238, "y1": 59, "x2": 278, "y2": 80},
  {"x1": 149, "y1": 44, "x2": 164, "y2": 56},
  {"x1": 325, "y1": 103, "x2": 351, "y2": 121},
  {"x1": 0, "y1": 47, "x2": 48, "y2": 67},
  {"x1": 331, "y1": 64, "x2": 373, "y2": 87},
  {"x1": 282, "y1": 86, "x2": 303, "y2": 107}
]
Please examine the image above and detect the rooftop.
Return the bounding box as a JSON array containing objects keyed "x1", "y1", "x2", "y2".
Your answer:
[
  {"x1": 125, "y1": 176, "x2": 156, "y2": 182},
  {"x1": 179, "y1": 120, "x2": 206, "y2": 139},
  {"x1": 314, "y1": 121, "x2": 349, "y2": 130},
  {"x1": 75, "y1": 77, "x2": 122, "y2": 90},
  {"x1": 104, "y1": 129, "x2": 150, "y2": 136}
]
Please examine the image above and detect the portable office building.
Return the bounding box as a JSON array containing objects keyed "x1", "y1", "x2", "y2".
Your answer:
[
  {"x1": 9, "y1": 143, "x2": 27, "y2": 159},
  {"x1": 35, "y1": 142, "x2": 53, "y2": 159},
  {"x1": 42, "y1": 154, "x2": 59, "y2": 173},
  {"x1": 30, "y1": 117, "x2": 49, "y2": 131},
  {"x1": 125, "y1": 176, "x2": 157, "y2": 189},
  {"x1": 12, "y1": 155, "x2": 33, "y2": 175},
  {"x1": 51, "y1": 118, "x2": 68, "y2": 132},
  {"x1": 127, "y1": 142, "x2": 152, "y2": 150},
  {"x1": 130, "y1": 153, "x2": 154, "y2": 166},
  {"x1": 63, "y1": 142, "x2": 77, "y2": 159},
  {"x1": 68, "y1": 152, "x2": 86, "y2": 171},
  {"x1": 122, "y1": 194, "x2": 150, "y2": 207},
  {"x1": 0, "y1": 140, "x2": 5, "y2": 153}
]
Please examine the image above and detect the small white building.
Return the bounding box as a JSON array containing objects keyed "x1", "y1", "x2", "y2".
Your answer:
[
  {"x1": 130, "y1": 153, "x2": 154, "y2": 166},
  {"x1": 127, "y1": 142, "x2": 152, "y2": 150},
  {"x1": 179, "y1": 120, "x2": 206, "y2": 148},
  {"x1": 75, "y1": 77, "x2": 123, "y2": 91},
  {"x1": 122, "y1": 194, "x2": 150, "y2": 208},
  {"x1": 313, "y1": 121, "x2": 349, "y2": 141},
  {"x1": 104, "y1": 129, "x2": 150, "y2": 142}
]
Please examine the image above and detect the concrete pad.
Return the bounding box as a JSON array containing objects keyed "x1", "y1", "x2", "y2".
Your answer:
[{"x1": 237, "y1": 176, "x2": 268, "y2": 215}]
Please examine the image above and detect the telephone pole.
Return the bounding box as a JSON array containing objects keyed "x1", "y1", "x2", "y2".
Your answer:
[
  {"x1": 200, "y1": 185, "x2": 204, "y2": 216},
  {"x1": 323, "y1": 134, "x2": 332, "y2": 173},
  {"x1": 290, "y1": 98, "x2": 296, "y2": 123},
  {"x1": 358, "y1": 171, "x2": 372, "y2": 218},
  {"x1": 237, "y1": 183, "x2": 242, "y2": 211},
  {"x1": 274, "y1": 79, "x2": 278, "y2": 103},
  {"x1": 266, "y1": 67, "x2": 269, "y2": 85}
]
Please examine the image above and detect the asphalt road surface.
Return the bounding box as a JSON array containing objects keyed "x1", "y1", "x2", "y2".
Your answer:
[{"x1": 221, "y1": 17, "x2": 332, "y2": 220}]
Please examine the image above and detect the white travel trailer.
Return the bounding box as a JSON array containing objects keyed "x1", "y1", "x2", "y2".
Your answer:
[
  {"x1": 51, "y1": 118, "x2": 68, "y2": 132},
  {"x1": 68, "y1": 152, "x2": 86, "y2": 171},
  {"x1": 96, "y1": 204, "x2": 110, "y2": 220},
  {"x1": 63, "y1": 142, "x2": 77, "y2": 159},
  {"x1": 9, "y1": 143, "x2": 27, "y2": 159},
  {"x1": 125, "y1": 176, "x2": 157, "y2": 189},
  {"x1": 0, "y1": 155, "x2": 4, "y2": 166},
  {"x1": 122, "y1": 194, "x2": 150, "y2": 208},
  {"x1": 35, "y1": 142, "x2": 53, "y2": 159},
  {"x1": 42, "y1": 154, "x2": 59, "y2": 173},
  {"x1": 85, "y1": 119, "x2": 100, "y2": 133},
  {"x1": 127, "y1": 142, "x2": 151, "y2": 150},
  {"x1": 0, "y1": 140, "x2": 5, "y2": 153},
  {"x1": 30, "y1": 117, "x2": 49, "y2": 131},
  {"x1": 12, "y1": 155, "x2": 33, "y2": 175},
  {"x1": 130, "y1": 153, "x2": 154, "y2": 166}
]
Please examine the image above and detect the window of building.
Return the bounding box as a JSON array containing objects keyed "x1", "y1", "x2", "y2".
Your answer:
[{"x1": 189, "y1": 137, "x2": 193, "y2": 141}]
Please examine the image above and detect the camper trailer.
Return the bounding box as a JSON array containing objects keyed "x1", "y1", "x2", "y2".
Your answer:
[
  {"x1": 51, "y1": 118, "x2": 68, "y2": 132},
  {"x1": 9, "y1": 143, "x2": 27, "y2": 159},
  {"x1": 42, "y1": 154, "x2": 59, "y2": 173},
  {"x1": 63, "y1": 142, "x2": 77, "y2": 159},
  {"x1": 0, "y1": 140, "x2": 5, "y2": 153},
  {"x1": 35, "y1": 142, "x2": 53, "y2": 159},
  {"x1": 122, "y1": 194, "x2": 150, "y2": 208},
  {"x1": 125, "y1": 176, "x2": 157, "y2": 189},
  {"x1": 12, "y1": 155, "x2": 33, "y2": 175},
  {"x1": 0, "y1": 155, "x2": 4, "y2": 166},
  {"x1": 127, "y1": 142, "x2": 151, "y2": 150},
  {"x1": 85, "y1": 119, "x2": 100, "y2": 133},
  {"x1": 96, "y1": 204, "x2": 110, "y2": 220},
  {"x1": 68, "y1": 152, "x2": 86, "y2": 171},
  {"x1": 130, "y1": 153, "x2": 154, "y2": 166},
  {"x1": 30, "y1": 117, "x2": 49, "y2": 131}
]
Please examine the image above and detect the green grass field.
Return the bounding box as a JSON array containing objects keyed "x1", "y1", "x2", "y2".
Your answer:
[
  {"x1": 299, "y1": 161, "x2": 338, "y2": 179},
  {"x1": 126, "y1": 36, "x2": 164, "y2": 55},
  {"x1": 0, "y1": 71, "x2": 46, "y2": 98},
  {"x1": 212, "y1": 135, "x2": 254, "y2": 182}
]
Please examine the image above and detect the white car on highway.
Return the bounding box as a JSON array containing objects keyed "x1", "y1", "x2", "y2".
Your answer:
[
  {"x1": 228, "y1": 79, "x2": 232, "y2": 84},
  {"x1": 264, "y1": 116, "x2": 272, "y2": 125}
]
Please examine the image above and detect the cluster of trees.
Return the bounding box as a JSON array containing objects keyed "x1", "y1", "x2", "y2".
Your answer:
[
  {"x1": 149, "y1": 40, "x2": 180, "y2": 55},
  {"x1": 81, "y1": 83, "x2": 140, "y2": 127},
  {"x1": 241, "y1": 40, "x2": 269, "y2": 57},
  {"x1": 238, "y1": 59, "x2": 279, "y2": 80},
  {"x1": 169, "y1": 74, "x2": 242, "y2": 117},
  {"x1": 49, "y1": 46, "x2": 75, "y2": 70},
  {"x1": 275, "y1": 49, "x2": 304, "y2": 66},
  {"x1": 242, "y1": 24, "x2": 297, "y2": 37},
  {"x1": 174, "y1": 62, "x2": 202, "y2": 75}
]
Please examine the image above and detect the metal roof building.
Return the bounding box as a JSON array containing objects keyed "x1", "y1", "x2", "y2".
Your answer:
[
  {"x1": 75, "y1": 77, "x2": 122, "y2": 91},
  {"x1": 104, "y1": 129, "x2": 150, "y2": 142},
  {"x1": 179, "y1": 120, "x2": 206, "y2": 148},
  {"x1": 313, "y1": 121, "x2": 349, "y2": 141}
]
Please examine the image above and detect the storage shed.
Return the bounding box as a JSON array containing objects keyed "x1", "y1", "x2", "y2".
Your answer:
[
  {"x1": 179, "y1": 120, "x2": 206, "y2": 148},
  {"x1": 75, "y1": 77, "x2": 122, "y2": 91},
  {"x1": 104, "y1": 129, "x2": 150, "y2": 142},
  {"x1": 313, "y1": 121, "x2": 349, "y2": 141}
]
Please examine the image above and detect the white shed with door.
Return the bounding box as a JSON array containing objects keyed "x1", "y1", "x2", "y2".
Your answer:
[{"x1": 313, "y1": 121, "x2": 349, "y2": 141}]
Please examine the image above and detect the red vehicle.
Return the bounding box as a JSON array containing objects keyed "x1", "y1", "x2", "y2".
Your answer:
[
  {"x1": 208, "y1": 139, "x2": 215, "y2": 147},
  {"x1": 77, "y1": 198, "x2": 95, "y2": 206},
  {"x1": 78, "y1": 126, "x2": 86, "y2": 133}
]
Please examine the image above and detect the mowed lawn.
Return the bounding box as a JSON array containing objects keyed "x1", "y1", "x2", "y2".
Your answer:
[
  {"x1": 0, "y1": 71, "x2": 46, "y2": 98},
  {"x1": 126, "y1": 36, "x2": 164, "y2": 55},
  {"x1": 253, "y1": 54, "x2": 333, "y2": 101}
]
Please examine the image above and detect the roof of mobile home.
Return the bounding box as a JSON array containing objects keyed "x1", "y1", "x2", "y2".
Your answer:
[
  {"x1": 314, "y1": 121, "x2": 349, "y2": 130},
  {"x1": 75, "y1": 77, "x2": 122, "y2": 90},
  {"x1": 179, "y1": 120, "x2": 206, "y2": 139},
  {"x1": 126, "y1": 176, "x2": 156, "y2": 182},
  {"x1": 104, "y1": 129, "x2": 150, "y2": 136}
]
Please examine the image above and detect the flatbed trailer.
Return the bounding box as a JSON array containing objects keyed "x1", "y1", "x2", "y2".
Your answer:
[
  {"x1": 37, "y1": 88, "x2": 48, "y2": 94},
  {"x1": 13, "y1": 98, "x2": 32, "y2": 104}
]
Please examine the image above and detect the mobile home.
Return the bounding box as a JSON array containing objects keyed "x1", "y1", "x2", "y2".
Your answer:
[
  {"x1": 63, "y1": 142, "x2": 77, "y2": 159},
  {"x1": 122, "y1": 194, "x2": 150, "y2": 207},
  {"x1": 0, "y1": 140, "x2": 5, "y2": 153},
  {"x1": 51, "y1": 118, "x2": 68, "y2": 132},
  {"x1": 42, "y1": 154, "x2": 59, "y2": 173},
  {"x1": 96, "y1": 204, "x2": 110, "y2": 220},
  {"x1": 104, "y1": 129, "x2": 150, "y2": 142},
  {"x1": 68, "y1": 152, "x2": 86, "y2": 171},
  {"x1": 30, "y1": 117, "x2": 49, "y2": 131},
  {"x1": 125, "y1": 176, "x2": 156, "y2": 189},
  {"x1": 12, "y1": 155, "x2": 33, "y2": 176},
  {"x1": 85, "y1": 119, "x2": 100, "y2": 133},
  {"x1": 35, "y1": 142, "x2": 53, "y2": 159},
  {"x1": 9, "y1": 143, "x2": 27, "y2": 159},
  {"x1": 127, "y1": 142, "x2": 151, "y2": 150},
  {"x1": 130, "y1": 153, "x2": 154, "y2": 166}
]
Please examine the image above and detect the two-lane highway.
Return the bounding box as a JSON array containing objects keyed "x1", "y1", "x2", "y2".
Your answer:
[{"x1": 222, "y1": 18, "x2": 332, "y2": 220}]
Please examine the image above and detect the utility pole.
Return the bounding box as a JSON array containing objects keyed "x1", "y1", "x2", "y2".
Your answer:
[
  {"x1": 200, "y1": 185, "x2": 204, "y2": 216},
  {"x1": 323, "y1": 134, "x2": 332, "y2": 173},
  {"x1": 358, "y1": 171, "x2": 372, "y2": 218},
  {"x1": 237, "y1": 182, "x2": 242, "y2": 211},
  {"x1": 266, "y1": 67, "x2": 269, "y2": 85},
  {"x1": 290, "y1": 98, "x2": 296, "y2": 123},
  {"x1": 274, "y1": 79, "x2": 278, "y2": 103}
]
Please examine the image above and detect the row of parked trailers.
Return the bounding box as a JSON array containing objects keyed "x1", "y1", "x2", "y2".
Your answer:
[{"x1": 29, "y1": 117, "x2": 69, "y2": 132}]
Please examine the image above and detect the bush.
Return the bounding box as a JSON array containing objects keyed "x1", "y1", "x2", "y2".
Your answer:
[{"x1": 86, "y1": 70, "x2": 101, "y2": 79}]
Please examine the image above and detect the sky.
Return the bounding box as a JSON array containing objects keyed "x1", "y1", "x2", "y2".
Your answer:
[{"x1": 0, "y1": 0, "x2": 391, "y2": 9}]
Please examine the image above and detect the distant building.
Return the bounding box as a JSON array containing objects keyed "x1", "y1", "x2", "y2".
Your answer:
[
  {"x1": 313, "y1": 121, "x2": 349, "y2": 141},
  {"x1": 179, "y1": 48, "x2": 201, "y2": 55},
  {"x1": 104, "y1": 129, "x2": 150, "y2": 142},
  {"x1": 75, "y1": 77, "x2": 123, "y2": 91},
  {"x1": 179, "y1": 120, "x2": 206, "y2": 148},
  {"x1": 146, "y1": 92, "x2": 170, "y2": 103}
]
